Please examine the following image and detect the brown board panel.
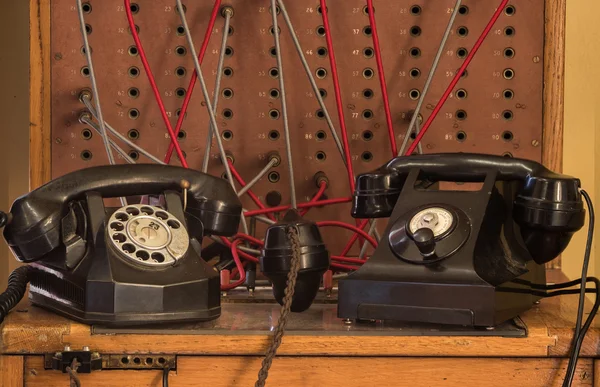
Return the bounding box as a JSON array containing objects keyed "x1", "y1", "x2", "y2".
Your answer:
[{"x1": 48, "y1": 0, "x2": 544, "y2": 254}]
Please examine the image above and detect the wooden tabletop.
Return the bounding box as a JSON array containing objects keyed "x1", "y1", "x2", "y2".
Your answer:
[{"x1": 1, "y1": 270, "x2": 598, "y2": 358}]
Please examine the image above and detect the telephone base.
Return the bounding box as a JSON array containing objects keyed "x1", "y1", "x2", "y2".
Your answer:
[
  {"x1": 337, "y1": 266, "x2": 545, "y2": 327},
  {"x1": 29, "y1": 292, "x2": 220, "y2": 327}
]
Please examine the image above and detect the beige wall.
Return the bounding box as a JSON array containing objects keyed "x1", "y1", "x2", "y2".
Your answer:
[
  {"x1": 562, "y1": 1, "x2": 600, "y2": 280},
  {"x1": 0, "y1": 112, "x2": 6, "y2": 284},
  {"x1": 0, "y1": 0, "x2": 30, "y2": 286}
]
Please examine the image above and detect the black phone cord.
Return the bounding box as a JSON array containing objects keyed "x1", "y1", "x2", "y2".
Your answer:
[
  {"x1": 562, "y1": 190, "x2": 595, "y2": 386},
  {"x1": 0, "y1": 266, "x2": 32, "y2": 325},
  {"x1": 163, "y1": 366, "x2": 170, "y2": 387},
  {"x1": 255, "y1": 226, "x2": 302, "y2": 387}
]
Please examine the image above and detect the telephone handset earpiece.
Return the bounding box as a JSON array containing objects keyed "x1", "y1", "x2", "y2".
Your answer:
[{"x1": 3, "y1": 164, "x2": 242, "y2": 263}]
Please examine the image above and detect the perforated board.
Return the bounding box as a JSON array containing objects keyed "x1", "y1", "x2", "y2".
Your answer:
[{"x1": 49, "y1": 0, "x2": 545, "y2": 254}]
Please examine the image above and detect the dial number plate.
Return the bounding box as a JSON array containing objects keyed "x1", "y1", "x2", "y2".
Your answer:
[
  {"x1": 107, "y1": 204, "x2": 190, "y2": 268},
  {"x1": 409, "y1": 207, "x2": 455, "y2": 238}
]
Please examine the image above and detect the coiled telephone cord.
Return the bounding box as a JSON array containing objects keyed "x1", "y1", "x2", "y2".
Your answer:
[
  {"x1": 0, "y1": 213, "x2": 32, "y2": 326},
  {"x1": 0, "y1": 266, "x2": 31, "y2": 325},
  {"x1": 255, "y1": 227, "x2": 302, "y2": 387}
]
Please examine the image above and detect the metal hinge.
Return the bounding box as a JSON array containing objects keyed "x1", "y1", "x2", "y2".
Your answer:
[{"x1": 46, "y1": 346, "x2": 102, "y2": 374}]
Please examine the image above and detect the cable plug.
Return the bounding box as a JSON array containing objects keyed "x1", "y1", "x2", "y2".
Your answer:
[
  {"x1": 267, "y1": 152, "x2": 281, "y2": 167},
  {"x1": 78, "y1": 89, "x2": 92, "y2": 104},
  {"x1": 221, "y1": 6, "x2": 234, "y2": 18},
  {"x1": 314, "y1": 171, "x2": 329, "y2": 189},
  {"x1": 78, "y1": 111, "x2": 93, "y2": 125},
  {"x1": 223, "y1": 151, "x2": 235, "y2": 165}
]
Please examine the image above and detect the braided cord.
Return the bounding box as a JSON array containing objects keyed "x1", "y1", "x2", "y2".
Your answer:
[
  {"x1": 255, "y1": 226, "x2": 302, "y2": 387},
  {"x1": 66, "y1": 358, "x2": 81, "y2": 387}
]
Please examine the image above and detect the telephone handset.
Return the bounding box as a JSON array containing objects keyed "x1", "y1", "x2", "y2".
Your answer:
[
  {"x1": 339, "y1": 153, "x2": 586, "y2": 327},
  {"x1": 2, "y1": 164, "x2": 242, "y2": 325},
  {"x1": 352, "y1": 153, "x2": 585, "y2": 264},
  {"x1": 4, "y1": 164, "x2": 242, "y2": 263}
]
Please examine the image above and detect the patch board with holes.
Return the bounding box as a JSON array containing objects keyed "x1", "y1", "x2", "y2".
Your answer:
[{"x1": 48, "y1": 0, "x2": 547, "y2": 254}]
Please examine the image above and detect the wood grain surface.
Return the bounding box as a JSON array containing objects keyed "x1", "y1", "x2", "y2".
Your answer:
[
  {"x1": 29, "y1": 0, "x2": 52, "y2": 190},
  {"x1": 0, "y1": 272, "x2": 575, "y2": 358},
  {"x1": 1, "y1": 302, "x2": 553, "y2": 357},
  {"x1": 23, "y1": 355, "x2": 594, "y2": 387},
  {"x1": 542, "y1": 0, "x2": 566, "y2": 174},
  {"x1": 2, "y1": 274, "x2": 595, "y2": 385},
  {"x1": 1, "y1": 356, "x2": 24, "y2": 387},
  {"x1": 542, "y1": 0, "x2": 567, "y2": 269}
]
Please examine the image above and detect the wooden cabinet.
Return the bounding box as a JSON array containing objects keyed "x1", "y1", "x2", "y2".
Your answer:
[{"x1": 1, "y1": 271, "x2": 598, "y2": 386}]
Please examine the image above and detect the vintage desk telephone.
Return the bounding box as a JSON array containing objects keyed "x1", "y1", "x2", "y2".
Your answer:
[
  {"x1": 338, "y1": 153, "x2": 586, "y2": 327},
  {"x1": 1, "y1": 164, "x2": 242, "y2": 325}
]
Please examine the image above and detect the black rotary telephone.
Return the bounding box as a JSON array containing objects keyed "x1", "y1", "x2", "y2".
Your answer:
[
  {"x1": 1, "y1": 164, "x2": 242, "y2": 326},
  {"x1": 338, "y1": 153, "x2": 585, "y2": 327}
]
